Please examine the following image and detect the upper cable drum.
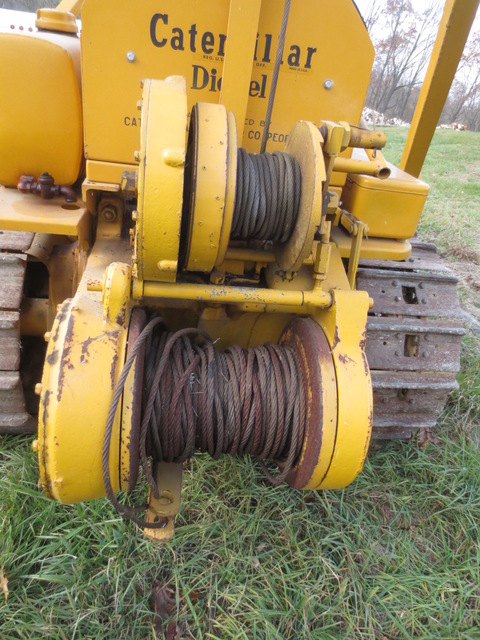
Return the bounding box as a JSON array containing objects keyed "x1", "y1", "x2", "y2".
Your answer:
[{"x1": 231, "y1": 149, "x2": 302, "y2": 243}]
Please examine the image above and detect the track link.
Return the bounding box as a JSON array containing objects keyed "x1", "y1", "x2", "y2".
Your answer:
[
  {"x1": 357, "y1": 241, "x2": 465, "y2": 440},
  {"x1": 0, "y1": 231, "x2": 36, "y2": 433}
]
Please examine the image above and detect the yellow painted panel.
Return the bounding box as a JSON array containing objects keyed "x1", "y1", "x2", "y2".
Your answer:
[
  {"x1": 0, "y1": 186, "x2": 89, "y2": 240},
  {"x1": 0, "y1": 31, "x2": 82, "y2": 186},
  {"x1": 81, "y1": 0, "x2": 373, "y2": 166},
  {"x1": 86, "y1": 160, "x2": 134, "y2": 184}
]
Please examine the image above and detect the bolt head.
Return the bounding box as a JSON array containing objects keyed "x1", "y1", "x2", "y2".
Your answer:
[
  {"x1": 126, "y1": 51, "x2": 136, "y2": 62},
  {"x1": 323, "y1": 79, "x2": 334, "y2": 90},
  {"x1": 102, "y1": 206, "x2": 117, "y2": 222}
]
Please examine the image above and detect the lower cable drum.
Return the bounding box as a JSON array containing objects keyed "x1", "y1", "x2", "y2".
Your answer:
[{"x1": 103, "y1": 316, "x2": 309, "y2": 528}]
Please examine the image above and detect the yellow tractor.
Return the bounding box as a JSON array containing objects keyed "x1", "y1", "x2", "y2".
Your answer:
[{"x1": 0, "y1": 0, "x2": 476, "y2": 540}]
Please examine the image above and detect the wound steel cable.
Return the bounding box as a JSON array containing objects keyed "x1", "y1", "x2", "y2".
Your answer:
[
  {"x1": 232, "y1": 149, "x2": 301, "y2": 242},
  {"x1": 103, "y1": 318, "x2": 307, "y2": 528},
  {"x1": 261, "y1": 0, "x2": 292, "y2": 154}
]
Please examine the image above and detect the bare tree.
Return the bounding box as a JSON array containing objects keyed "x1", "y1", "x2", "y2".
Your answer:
[{"x1": 367, "y1": 1, "x2": 441, "y2": 119}]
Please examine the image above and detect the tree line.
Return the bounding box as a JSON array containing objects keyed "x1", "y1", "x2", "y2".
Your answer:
[{"x1": 362, "y1": 0, "x2": 480, "y2": 131}]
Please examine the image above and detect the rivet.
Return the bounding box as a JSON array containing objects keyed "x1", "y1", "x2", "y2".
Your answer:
[
  {"x1": 421, "y1": 298, "x2": 427, "y2": 304},
  {"x1": 126, "y1": 51, "x2": 136, "y2": 62},
  {"x1": 392, "y1": 280, "x2": 398, "y2": 286},
  {"x1": 34, "y1": 383, "x2": 42, "y2": 396},
  {"x1": 422, "y1": 352, "x2": 428, "y2": 358},
  {"x1": 323, "y1": 79, "x2": 334, "y2": 90},
  {"x1": 395, "y1": 296, "x2": 401, "y2": 302}
]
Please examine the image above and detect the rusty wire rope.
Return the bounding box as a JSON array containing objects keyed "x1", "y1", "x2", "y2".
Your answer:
[
  {"x1": 232, "y1": 149, "x2": 302, "y2": 242},
  {"x1": 260, "y1": 0, "x2": 292, "y2": 153},
  {"x1": 102, "y1": 317, "x2": 306, "y2": 528}
]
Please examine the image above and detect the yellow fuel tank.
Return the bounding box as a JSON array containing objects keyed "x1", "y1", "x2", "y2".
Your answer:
[{"x1": 0, "y1": 22, "x2": 83, "y2": 187}]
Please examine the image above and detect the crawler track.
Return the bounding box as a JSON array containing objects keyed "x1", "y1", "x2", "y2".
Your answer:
[
  {"x1": 357, "y1": 241, "x2": 465, "y2": 440},
  {"x1": 0, "y1": 231, "x2": 37, "y2": 433}
]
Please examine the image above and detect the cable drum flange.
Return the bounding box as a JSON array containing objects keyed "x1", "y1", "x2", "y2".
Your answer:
[
  {"x1": 279, "y1": 318, "x2": 338, "y2": 489},
  {"x1": 181, "y1": 102, "x2": 230, "y2": 273},
  {"x1": 273, "y1": 121, "x2": 326, "y2": 273}
]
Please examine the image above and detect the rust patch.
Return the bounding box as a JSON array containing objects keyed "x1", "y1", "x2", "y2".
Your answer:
[
  {"x1": 46, "y1": 350, "x2": 59, "y2": 366},
  {"x1": 332, "y1": 326, "x2": 341, "y2": 350},
  {"x1": 51, "y1": 302, "x2": 69, "y2": 344},
  {"x1": 359, "y1": 328, "x2": 368, "y2": 352},
  {"x1": 56, "y1": 306, "x2": 75, "y2": 402},
  {"x1": 57, "y1": 344, "x2": 71, "y2": 403},
  {"x1": 81, "y1": 335, "x2": 96, "y2": 361},
  {"x1": 116, "y1": 308, "x2": 126, "y2": 326},
  {"x1": 40, "y1": 389, "x2": 53, "y2": 499},
  {"x1": 361, "y1": 351, "x2": 370, "y2": 377},
  {"x1": 338, "y1": 353, "x2": 354, "y2": 365},
  {"x1": 110, "y1": 352, "x2": 119, "y2": 389}
]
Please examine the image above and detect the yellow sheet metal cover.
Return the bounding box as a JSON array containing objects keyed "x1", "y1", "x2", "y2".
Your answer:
[{"x1": 81, "y1": 0, "x2": 373, "y2": 166}]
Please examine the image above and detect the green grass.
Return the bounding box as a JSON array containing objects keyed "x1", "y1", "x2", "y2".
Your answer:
[
  {"x1": 1, "y1": 137, "x2": 480, "y2": 637},
  {"x1": 2, "y1": 422, "x2": 480, "y2": 639}
]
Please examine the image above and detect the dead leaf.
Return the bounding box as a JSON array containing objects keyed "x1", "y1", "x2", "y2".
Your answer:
[
  {"x1": 1, "y1": 568, "x2": 8, "y2": 601},
  {"x1": 151, "y1": 580, "x2": 176, "y2": 636},
  {"x1": 417, "y1": 427, "x2": 442, "y2": 447},
  {"x1": 150, "y1": 580, "x2": 199, "y2": 638},
  {"x1": 187, "y1": 589, "x2": 200, "y2": 603},
  {"x1": 165, "y1": 621, "x2": 184, "y2": 640}
]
